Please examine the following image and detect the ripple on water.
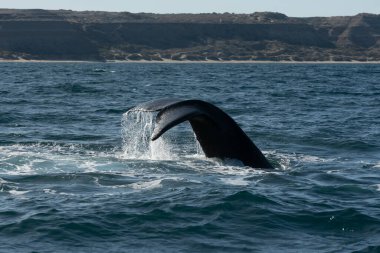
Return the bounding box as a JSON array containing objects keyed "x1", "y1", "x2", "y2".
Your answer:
[{"x1": 1, "y1": 63, "x2": 380, "y2": 252}]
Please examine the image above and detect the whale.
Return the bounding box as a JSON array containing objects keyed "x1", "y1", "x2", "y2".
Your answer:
[{"x1": 128, "y1": 98, "x2": 273, "y2": 169}]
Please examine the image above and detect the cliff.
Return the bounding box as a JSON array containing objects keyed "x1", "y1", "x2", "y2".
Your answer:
[{"x1": 0, "y1": 9, "x2": 379, "y2": 61}]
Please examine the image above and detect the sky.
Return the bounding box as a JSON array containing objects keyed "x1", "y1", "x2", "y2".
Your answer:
[{"x1": 0, "y1": 0, "x2": 379, "y2": 17}]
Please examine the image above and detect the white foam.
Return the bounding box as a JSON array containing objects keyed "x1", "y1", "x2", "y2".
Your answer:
[
  {"x1": 13, "y1": 163, "x2": 35, "y2": 175},
  {"x1": 78, "y1": 161, "x2": 98, "y2": 172},
  {"x1": 0, "y1": 177, "x2": 9, "y2": 184},
  {"x1": 298, "y1": 154, "x2": 333, "y2": 163},
  {"x1": 43, "y1": 188, "x2": 57, "y2": 194},
  {"x1": 130, "y1": 179, "x2": 163, "y2": 190},
  {"x1": 221, "y1": 177, "x2": 249, "y2": 186},
  {"x1": 0, "y1": 143, "x2": 123, "y2": 175},
  {"x1": 9, "y1": 189, "x2": 29, "y2": 195},
  {"x1": 264, "y1": 150, "x2": 292, "y2": 170},
  {"x1": 208, "y1": 164, "x2": 268, "y2": 176},
  {"x1": 265, "y1": 150, "x2": 336, "y2": 170}
]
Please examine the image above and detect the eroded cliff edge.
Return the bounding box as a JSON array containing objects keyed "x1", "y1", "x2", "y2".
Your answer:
[{"x1": 0, "y1": 9, "x2": 379, "y2": 61}]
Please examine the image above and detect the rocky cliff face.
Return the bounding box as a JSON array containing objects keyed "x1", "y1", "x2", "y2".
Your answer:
[
  {"x1": 0, "y1": 21, "x2": 100, "y2": 60},
  {"x1": 0, "y1": 9, "x2": 379, "y2": 61}
]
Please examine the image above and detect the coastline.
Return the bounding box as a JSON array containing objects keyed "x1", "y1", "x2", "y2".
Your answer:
[
  {"x1": 1, "y1": 59, "x2": 380, "y2": 64},
  {"x1": 1, "y1": 10, "x2": 379, "y2": 67}
]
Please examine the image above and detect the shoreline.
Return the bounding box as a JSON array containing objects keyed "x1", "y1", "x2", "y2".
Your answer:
[{"x1": 1, "y1": 59, "x2": 380, "y2": 64}]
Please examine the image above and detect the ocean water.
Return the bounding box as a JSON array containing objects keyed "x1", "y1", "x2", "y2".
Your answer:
[{"x1": 0, "y1": 62, "x2": 379, "y2": 253}]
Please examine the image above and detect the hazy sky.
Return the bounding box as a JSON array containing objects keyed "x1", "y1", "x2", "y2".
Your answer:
[{"x1": 0, "y1": 0, "x2": 379, "y2": 17}]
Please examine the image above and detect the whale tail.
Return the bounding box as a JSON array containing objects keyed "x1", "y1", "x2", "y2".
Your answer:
[{"x1": 128, "y1": 98, "x2": 273, "y2": 169}]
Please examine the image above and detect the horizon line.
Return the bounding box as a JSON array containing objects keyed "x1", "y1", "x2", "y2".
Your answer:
[{"x1": 0, "y1": 8, "x2": 378, "y2": 18}]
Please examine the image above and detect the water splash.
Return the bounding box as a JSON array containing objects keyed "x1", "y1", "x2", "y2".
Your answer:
[
  {"x1": 121, "y1": 111, "x2": 153, "y2": 159},
  {"x1": 121, "y1": 110, "x2": 201, "y2": 160}
]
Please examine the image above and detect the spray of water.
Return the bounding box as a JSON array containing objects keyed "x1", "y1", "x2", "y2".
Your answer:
[{"x1": 121, "y1": 110, "x2": 203, "y2": 160}]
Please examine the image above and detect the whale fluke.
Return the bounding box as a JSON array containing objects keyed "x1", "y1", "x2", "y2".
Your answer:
[{"x1": 128, "y1": 98, "x2": 273, "y2": 169}]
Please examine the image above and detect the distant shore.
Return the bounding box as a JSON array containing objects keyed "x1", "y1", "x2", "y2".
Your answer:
[
  {"x1": 1, "y1": 10, "x2": 379, "y2": 64},
  {"x1": 1, "y1": 59, "x2": 380, "y2": 64}
]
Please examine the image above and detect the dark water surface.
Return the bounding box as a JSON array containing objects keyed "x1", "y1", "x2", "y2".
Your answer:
[{"x1": 0, "y1": 62, "x2": 379, "y2": 252}]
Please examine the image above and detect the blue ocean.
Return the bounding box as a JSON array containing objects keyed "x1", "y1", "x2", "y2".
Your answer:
[{"x1": 0, "y1": 62, "x2": 379, "y2": 252}]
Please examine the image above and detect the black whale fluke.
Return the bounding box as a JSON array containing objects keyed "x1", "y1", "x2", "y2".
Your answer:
[{"x1": 129, "y1": 98, "x2": 273, "y2": 169}]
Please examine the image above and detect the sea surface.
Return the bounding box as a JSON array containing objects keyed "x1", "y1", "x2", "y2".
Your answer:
[{"x1": 0, "y1": 62, "x2": 379, "y2": 253}]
